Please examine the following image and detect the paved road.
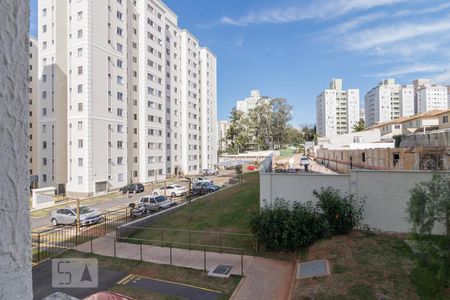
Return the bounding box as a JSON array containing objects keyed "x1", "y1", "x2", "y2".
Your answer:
[{"x1": 33, "y1": 259, "x2": 126, "y2": 300}]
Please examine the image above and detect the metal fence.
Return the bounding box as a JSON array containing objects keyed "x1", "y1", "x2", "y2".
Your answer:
[
  {"x1": 122, "y1": 226, "x2": 257, "y2": 254},
  {"x1": 32, "y1": 207, "x2": 130, "y2": 262},
  {"x1": 82, "y1": 235, "x2": 248, "y2": 275}
]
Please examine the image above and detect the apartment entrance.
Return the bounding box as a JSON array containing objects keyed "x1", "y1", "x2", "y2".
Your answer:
[{"x1": 95, "y1": 181, "x2": 108, "y2": 195}]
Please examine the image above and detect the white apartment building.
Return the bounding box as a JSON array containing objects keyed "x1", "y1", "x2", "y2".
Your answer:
[
  {"x1": 37, "y1": 0, "x2": 68, "y2": 194},
  {"x1": 218, "y1": 120, "x2": 230, "y2": 153},
  {"x1": 29, "y1": 37, "x2": 39, "y2": 189},
  {"x1": 200, "y1": 48, "x2": 218, "y2": 171},
  {"x1": 37, "y1": 0, "x2": 218, "y2": 197},
  {"x1": 364, "y1": 79, "x2": 414, "y2": 127},
  {"x1": 236, "y1": 89, "x2": 270, "y2": 114},
  {"x1": 316, "y1": 79, "x2": 360, "y2": 138},
  {"x1": 416, "y1": 83, "x2": 448, "y2": 114}
]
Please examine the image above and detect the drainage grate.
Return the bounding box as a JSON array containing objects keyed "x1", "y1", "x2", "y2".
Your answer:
[
  {"x1": 208, "y1": 265, "x2": 233, "y2": 278},
  {"x1": 297, "y1": 260, "x2": 330, "y2": 279}
]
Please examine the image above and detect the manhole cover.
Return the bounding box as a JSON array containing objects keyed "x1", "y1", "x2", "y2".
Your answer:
[
  {"x1": 297, "y1": 260, "x2": 330, "y2": 279},
  {"x1": 208, "y1": 265, "x2": 233, "y2": 278}
]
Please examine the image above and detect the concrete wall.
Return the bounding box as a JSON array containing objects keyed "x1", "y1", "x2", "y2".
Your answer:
[
  {"x1": 260, "y1": 171, "x2": 449, "y2": 234},
  {"x1": 0, "y1": 0, "x2": 33, "y2": 297}
]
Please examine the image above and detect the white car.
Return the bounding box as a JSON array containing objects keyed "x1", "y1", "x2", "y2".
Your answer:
[
  {"x1": 153, "y1": 184, "x2": 188, "y2": 197},
  {"x1": 194, "y1": 177, "x2": 213, "y2": 184},
  {"x1": 139, "y1": 195, "x2": 174, "y2": 211},
  {"x1": 300, "y1": 156, "x2": 310, "y2": 166}
]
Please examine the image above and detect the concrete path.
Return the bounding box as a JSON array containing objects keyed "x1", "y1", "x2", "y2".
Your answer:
[{"x1": 74, "y1": 237, "x2": 295, "y2": 300}]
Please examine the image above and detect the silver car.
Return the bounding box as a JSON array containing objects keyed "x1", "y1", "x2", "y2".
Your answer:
[
  {"x1": 50, "y1": 206, "x2": 103, "y2": 226},
  {"x1": 139, "y1": 195, "x2": 174, "y2": 211}
]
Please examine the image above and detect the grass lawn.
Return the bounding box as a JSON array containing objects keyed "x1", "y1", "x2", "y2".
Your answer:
[
  {"x1": 59, "y1": 250, "x2": 241, "y2": 300},
  {"x1": 293, "y1": 231, "x2": 450, "y2": 300},
  {"x1": 129, "y1": 172, "x2": 260, "y2": 253}
]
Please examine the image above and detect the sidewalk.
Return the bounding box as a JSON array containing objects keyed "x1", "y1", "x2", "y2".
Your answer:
[{"x1": 74, "y1": 237, "x2": 295, "y2": 300}]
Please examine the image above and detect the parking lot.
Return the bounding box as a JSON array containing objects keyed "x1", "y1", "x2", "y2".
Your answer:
[{"x1": 31, "y1": 170, "x2": 238, "y2": 232}]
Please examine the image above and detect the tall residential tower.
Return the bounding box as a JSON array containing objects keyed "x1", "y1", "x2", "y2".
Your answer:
[
  {"x1": 37, "y1": 0, "x2": 218, "y2": 197},
  {"x1": 316, "y1": 79, "x2": 360, "y2": 137}
]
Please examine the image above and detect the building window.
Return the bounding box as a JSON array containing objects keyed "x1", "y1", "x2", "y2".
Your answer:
[
  {"x1": 78, "y1": 139, "x2": 84, "y2": 148},
  {"x1": 443, "y1": 115, "x2": 449, "y2": 124},
  {"x1": 77, "y1": 48, "x2": 83, "y2": 57},
  {"x1": 78, "y1": 103, "x2": 83, "y2": 112},
  {"x1": 78, "y1": 121, "x2": 83, "y2": 130},
  {"x1": 42, "y1": 158, "x2": 47, "y2": 166},
  {"x1": 77, "y1": 11, "x2": 82, "y2": 20},
  {"x1": 77, "y1": 29, "x2": 83, "y2": 38},
  {"x1": 78, "y1": 176, "x2": 83, "y2": 185},
  {"x1": 77, "y1": 85, "x2": 83, "y2": 93},
  {"x1": 78, "y1": 158, "x2": 83, "y2": 167}
]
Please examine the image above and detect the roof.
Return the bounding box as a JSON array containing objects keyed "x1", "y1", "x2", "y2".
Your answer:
[{"x1": 366, "y1": 109, "x2": 450, "y2": 130}]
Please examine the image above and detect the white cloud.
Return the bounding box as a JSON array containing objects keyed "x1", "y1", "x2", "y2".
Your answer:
[
  {"x1": 366, "y1": 64, "x2": 447, "y2": 78},
  {"x1": 394, "y1": 2, "x2": 450, "y2": 17},
  {"x1": 333, "y1": 13, "x2": 386, "y2": 34},
  {"x1": 219, "y1": 0, "x2": 409, "y2": 26},
  {"x1": 342, "y1": 19, "x2": 450, "y2": 51}
]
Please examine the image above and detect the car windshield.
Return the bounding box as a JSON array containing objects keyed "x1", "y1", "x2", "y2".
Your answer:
[
  {"x1": 80, "y1": 206, "x2": 95, "y2": 214},
  {"x1": 155, "y1": 196, "x2": 167, "y2": 203},
  {"x1": 174, "y1": 185, "x2": 183, "y2": 188}
]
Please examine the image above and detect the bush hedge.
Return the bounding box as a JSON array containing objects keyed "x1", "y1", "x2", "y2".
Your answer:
[{"x1": 250, "y1": 188, "x2": 364, "y2": 252}]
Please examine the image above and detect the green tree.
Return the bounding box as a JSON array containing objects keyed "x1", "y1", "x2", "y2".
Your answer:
[
  {"x1": 352, "y1": 119, "x2": 365, "y2": 132},
  {"x1": 249, "y1": 100, "x2": 273, "y2": 150},
  {"x1": 226, "y1": 107, "x2": 251, "y2": 154},
  {"x1": 285, "y1": 127, "x2": 304, "y2": 147},
  {"x1": 270, "y1": 98, "x2": 293, "y2": 149},
  {"x1": 407, "y1": 174, "x2": 450, "y2": 236},
  {"x1": 407, "y1": 174, "x2": 450, "y2": 289},
  {"x1": 302, "y1": 125, "x2": 317, "y2": 142}
]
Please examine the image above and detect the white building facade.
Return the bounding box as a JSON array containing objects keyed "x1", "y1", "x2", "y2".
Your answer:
[
  {"x1": 316, "y1": 79, "x2": 360, "y2": 137},
  {"x1": 37, "y1": 0, "x2": 218, "y2": 197},
  {"x1": 417, "y1": 83, "x2": 448, "y2": 114},
  {"x1": 364, "y1": 79, "x2": 414, "y2": 128},
  {"x1": 236, "y1": 89, "x2": 270, "y2": 114}
]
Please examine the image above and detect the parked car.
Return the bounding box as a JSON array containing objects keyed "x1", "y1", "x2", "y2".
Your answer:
[
  {"x1": 50, "y1": 206, "x2": 103, "y2": 226},
  {"x1": 194, "y1": 177, "x2": 213, "y2": 184},
  {"x1": 201, "y1": 169, "x2": 218, "y2": 176},
  {"x1": 153, "y1": 184, "x2": 188, "y2": 197},
  {"x1": 247, "y1": 165, "x2": 257, "y2": 171},
  {"x1": 191, "y1": 182, "x2": 209, "y2": 196},
  {"x1": 139, "y1": 195, "x2": 174, "y2": 211},
  {"x1": 119, "y1": 183, "x2": 145, "y2": 194},
  {"x1": 205, "y1": 183, "x2": 220, "y2": 192},
  {"x1": 300, "y1": 156, "x2": 310, "y2": 165}
]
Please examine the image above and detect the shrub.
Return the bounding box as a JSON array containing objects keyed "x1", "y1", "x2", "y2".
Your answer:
[
  {"x1": 250, "y1": 199, "x2": 326, "y2": 251},
  {"x1": 314, "y1": 187, "x2": 364, "y2": 235}
]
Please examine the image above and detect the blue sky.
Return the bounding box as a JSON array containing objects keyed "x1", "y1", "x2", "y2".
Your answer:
[{"x1": 30, "y1": 0, "x2": 450, "y2": 125}]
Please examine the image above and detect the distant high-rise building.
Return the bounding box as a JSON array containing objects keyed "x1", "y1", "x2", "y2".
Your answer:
[
  {"x1": 236, "y1": 89, "x2": 270, "y2": 114},
  {"x1": 316, "y1": 79, "x2": 360, "y2": 137},
  {"x1": 218, "y1": 120, "x2": 230, "y2": 153},
  {"x1": 359, "y1": 108, "x2": 365, "y2": 122},
  {"x1": 416, "y1": 83, "x2": 448, "y2": 114},
  {"x1": 37, "y1": 0, "x2": 218, "y2": 197},
  {"x1": 364, "y1": 79, "x2": 414, "y2": 127}
]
